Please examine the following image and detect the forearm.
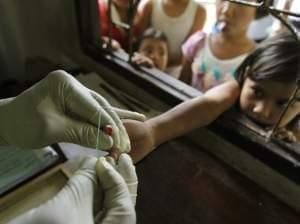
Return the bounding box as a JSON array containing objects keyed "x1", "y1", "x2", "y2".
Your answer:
[
  {"x1": 148, "y1": 81, "x2": 240, "y2": 146},
  {"x1": 188, "y1": 5, "x2": 207, "y2": 35},
  {"x1": 136, "y1": 0, "x2": 151, "y2": 32},
  {"x1": 147, "y1": 97, "x2": 213, "y2": 146}
]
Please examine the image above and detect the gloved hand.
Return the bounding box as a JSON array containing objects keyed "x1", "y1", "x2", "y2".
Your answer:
[
  {"x1": 96, "y1": 154, "x2": 138, "y2": 223},
  {"x1": 0, "y1": 70, "x2": 145, "y2": 152},
  {"x1": 9, "y1": 154, "x2": 137, "y2": 224}
]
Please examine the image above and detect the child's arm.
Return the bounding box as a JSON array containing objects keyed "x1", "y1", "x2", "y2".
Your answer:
[
  {"x1": 135, "y1": 0, "x2": 152, "y2": 33},
  {"x1": 188, "y1": 4, "x2": 207, "y2": 36},
  {"x1": 101, "y1": 36, "x2": 123, "y2": 51},
  {"x1": 126, "y1": 81, "x2": 240, "y2": 162},
  {"x1": 180, "y1": 31, "x2": 206, "y2": 85},
  {"x1": 149, "y1": 81, "x2": 240, "y2": 146},
  {"x1": 179, "y1": 57, "x2": 193, "y2": 84}
]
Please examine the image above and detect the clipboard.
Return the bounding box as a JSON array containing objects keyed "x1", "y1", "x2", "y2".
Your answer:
[{"x1": 0, "y1": 144, "x2": 68, "y2": 223}]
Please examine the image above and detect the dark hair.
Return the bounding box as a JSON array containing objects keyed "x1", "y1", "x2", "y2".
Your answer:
[
  {"x1": 236, "y1": 33, "x2": 300, "y2": 86},
  {"x1": 134, "y1": 28, "x2": 168, "y2": 52}
]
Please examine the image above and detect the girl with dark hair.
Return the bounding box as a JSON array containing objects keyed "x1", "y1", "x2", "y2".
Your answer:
[
  {"x1": 235, "y1": 33, "x2": 300, "y2": 134},
  {"x1": 124, "y1": 33, "x2": 300, "y2": 162},
  {"x1": 132, "y1": 28, "x2": 169, "y2": 71}
]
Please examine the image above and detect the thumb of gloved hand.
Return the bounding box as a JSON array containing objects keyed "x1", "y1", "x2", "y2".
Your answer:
[
  {"x1": 107, "y1": 154, "x2": 138, "y2": 205},
  {"x1": 96, "y1": 156, "x2": 136, "y2": 224}
]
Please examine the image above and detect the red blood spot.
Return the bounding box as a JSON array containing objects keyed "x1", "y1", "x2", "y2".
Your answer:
[{"x1": 104, "y1": 125, "x2": 113, "y2": 136}]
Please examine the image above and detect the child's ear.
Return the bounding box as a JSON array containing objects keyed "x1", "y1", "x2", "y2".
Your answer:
[{"x1": 241, "y1": 66, "x2": 251, "y2": 83}]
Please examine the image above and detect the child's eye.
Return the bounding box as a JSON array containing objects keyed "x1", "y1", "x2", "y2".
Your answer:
[
  {"x1": 159, "y1": 50, "x2": 165, "y2": 56},
  {"x1": 143, "y1": 48, "x2": 152, "y2": 55},
  {"x1": 276, "y1": 100, "x2": 288, "y2": 108},
  {"x1": 252, "y1": 87, "x2": 263, "y2": 98}
]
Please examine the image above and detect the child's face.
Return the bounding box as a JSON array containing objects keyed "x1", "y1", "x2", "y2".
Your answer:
[
  {"x1": 239, "y1": 78, "x2": 300, "y2": 128},
  {"x1": 216, "y1": 0, "x2": 256, "y2": 35},
  {"x1": 138, "y1": 38, "x2": 168, "y2": 71}
]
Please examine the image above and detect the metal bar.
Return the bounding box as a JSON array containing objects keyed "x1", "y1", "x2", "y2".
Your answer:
[
  {"x1": 269, "y1": 9, "x2": 299, "y2": 40},
  {"x1": 266, "y1": 85, "x2": 300, "y2": 141},
  {"x1": 107, "y1": 0, "x2": 113, "y2": 51},
  {"x1": 226, "y1": 0, "x2": 263, "y2": 7},
  {"x1": 127, "y1": 0, "x2": 141, "y2": 62},
  {"x1": 269, "y1": 6, "x2": 300, "y2": 18}
]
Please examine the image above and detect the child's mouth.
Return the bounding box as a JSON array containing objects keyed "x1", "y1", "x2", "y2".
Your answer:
[
  {"x1": 245, "y1": 113, "x2": 273, "y2": 129},
  {"x1": 215, "y1": 20, "x2": 231, "y2": 32}
]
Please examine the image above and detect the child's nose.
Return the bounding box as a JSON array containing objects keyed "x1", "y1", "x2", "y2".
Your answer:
[
  {"x1": 149, "y1": 52, "x2": 159, "y2": 61},
  {"x1": 253, "y1": 101, "x2": 273, "y2": 120}
]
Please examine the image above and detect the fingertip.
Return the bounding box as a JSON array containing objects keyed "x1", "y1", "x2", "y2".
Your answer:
[
  {"x1": 113, "y1": 136, "x2": 131, "y2": 154},
  {"x1": 105, "y1": 156, "x2": 116, "y2": 167},
  {"x1": 96, "y1": 157, "x2": 112, "y2": 175},
  {"x1": 104, "y1": 125, "x2": 113, "y2": 136},
  {"x1": 135, "y1": 113, "x2": 147, "y2": 121},
  {"x1": 117, "y1": 153, "x2": 136, "y2": 178},
  {"x1": 119, "y1": 153, "x2": 133, "y2": 164},
  {"x1": 115, "y1": 142, "x2": 131, "y2": 154},
  {"x1": 118, "y1": 154, "x2": 135, "y2": 171},
  {"x1": 126, "y1": 112, "x2": 146, "y2": 121},
  {"x1": 96, "y1": 157, "x2": 124, "y2": 189}
]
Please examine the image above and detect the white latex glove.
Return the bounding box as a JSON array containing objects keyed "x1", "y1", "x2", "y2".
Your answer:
[
  {"x1": 0, "y1": 70, "x2": 145, "y2": 152},
  {"x1": 96, "y1": 154, "x2": 138, "y2": 223},
  {"x1": 9, "y1": 154, "x2": 137, "y2": 224}
]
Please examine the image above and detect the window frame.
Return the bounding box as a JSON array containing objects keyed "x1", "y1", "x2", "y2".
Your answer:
[{"x1": 75, "y1": 0, "x2": 300, "y2": 184}]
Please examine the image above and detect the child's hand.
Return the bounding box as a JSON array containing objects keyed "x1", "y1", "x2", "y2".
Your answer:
[
  {"x1": 123, "y1": 119, "x2": 156, "y2": 163},
  {"x1": 102, "y1": 36, "x2": 123, "y2": 51},
  {"x1": 131, "y1": 52, "x2": 155, "y2": 68},
  {"x1": 273, "y1": 127, "x2": 297, "y2": 143}
]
